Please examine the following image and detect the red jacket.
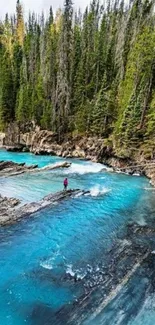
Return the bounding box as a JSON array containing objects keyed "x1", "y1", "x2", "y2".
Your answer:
[{"x1": 64, "y1": 179, "x2": 68, "y2": 186}]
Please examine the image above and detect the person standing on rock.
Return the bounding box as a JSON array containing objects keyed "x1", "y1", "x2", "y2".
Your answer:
[{"x1": 64, "y1": 178, "x2": 68, "y2": 190}]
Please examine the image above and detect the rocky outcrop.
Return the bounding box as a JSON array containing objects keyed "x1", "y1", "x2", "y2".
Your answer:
[
  {"x1": 4, "y1": 122, "x2": 155, "y2": 184},
  {"x1": 143, "y1": 166, "x2": 155, "y2": 186},
  {"x1": 0, "y1": 133, "x2": 5, "y2": 147},
  {"x1": 4, "y1": 121, "x2": 36, "y2": 147},
  {"x1": 34, "y1": 161, "x2": 71, "y2": 172},
  {"x1": 6, "y1": 145, "x2": 25, "y2": 152},
  {"x1": 0, "y1": 195, "x2": 20, "y2": 225},
  {"x1": 0, "y1": 189, "x2": 90, "y2": 226},
  {"x1": 0, "y1": 160, "x2": 71, "y2": 177},
  {"x1": 0, "y1": 160, "x2": 38, "y2": 177},
  {"x1": 3, "y1": 124, "x2": 132, "y2": 167},
  {"x1": 0, "y1": 195, "x2": 20, "y2": 208},
  {"x1": 4, "y1": 122, "x2": 111, "y2": 160}
]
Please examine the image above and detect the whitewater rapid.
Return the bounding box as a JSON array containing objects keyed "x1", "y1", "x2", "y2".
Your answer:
[{"x1": 63, "y1": 162, "x2": 104, "y2": 175}]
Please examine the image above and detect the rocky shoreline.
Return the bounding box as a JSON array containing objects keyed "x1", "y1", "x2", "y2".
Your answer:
[
  {"x1": 1, "y1": 122, "x2": 155, "y2": 185},
  {"x1": 0, "y1": 160, "x2": 71, "y2": 177}
]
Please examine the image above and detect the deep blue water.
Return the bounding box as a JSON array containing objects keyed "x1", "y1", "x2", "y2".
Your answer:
[{"x1": 0, "y1": 149, "x2": 155, "y2": 324}]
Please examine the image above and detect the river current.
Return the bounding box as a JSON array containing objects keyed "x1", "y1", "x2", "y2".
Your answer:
[{"x1": 0, "y1": 149, "x2": 155, "y2": 325}]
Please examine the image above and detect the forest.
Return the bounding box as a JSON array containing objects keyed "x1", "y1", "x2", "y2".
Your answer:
[{"x1": 0, "y1": 0, "x2": 155, "y2": 157}]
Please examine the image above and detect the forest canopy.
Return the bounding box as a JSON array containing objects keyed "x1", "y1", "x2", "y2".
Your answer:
[{"x1": 0, "y1": 0, "x2": 155, "y2": 152}]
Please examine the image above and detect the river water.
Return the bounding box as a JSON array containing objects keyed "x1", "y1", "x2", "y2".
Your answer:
[{"x1": 0, "y1": 149, "x2": 155, "y2": 325}]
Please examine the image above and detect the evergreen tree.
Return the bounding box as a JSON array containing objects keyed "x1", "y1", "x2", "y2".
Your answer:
[
  {"x1": 54, "y1": 0, "x2": 73, "y2": 138},
  {"x1": 16, "y1": 0, "x2": 25, "y2": 46},
  {"x1": 0, "y1": 0, "x2": 155, "y2": 159},
  {"x1": 0, "y1": 52, "x2": 15, "y2": 126}
]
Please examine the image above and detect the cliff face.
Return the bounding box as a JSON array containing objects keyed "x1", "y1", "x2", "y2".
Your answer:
[
  {"x1": 0, "y1": 133, "x2": 5, "y2": 147},
  {"x1": 2, "y1": 124, "x2": 141, "y2": 163},
  {"x1": 4, "y1": 123, "x2": 114, "y2": 161}
]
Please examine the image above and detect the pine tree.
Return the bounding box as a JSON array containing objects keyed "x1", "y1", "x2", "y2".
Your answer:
[
  {"x1": 0, "y1": 52, "x2": 15, "y2": 127},
  {"x1": 0, "y1": 0, "x2": 155, "y2": 157},
  {"x1": 54, "y1": 0, "x2": 73, "y2": 138},
  {"x1": 16, "y1": 0, "x2": 25, "y2": 47}
]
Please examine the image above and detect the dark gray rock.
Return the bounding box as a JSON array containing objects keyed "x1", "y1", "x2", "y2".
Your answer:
[
  {"x1": 0, "y1": 189, "x2": 89, "y2": 226},
  {"x1": 6, "y1": 144, "x2": 25, "y2": 152},
  {"x1": 0, "y1": 160, "x2": 38, "y2": 177},
  {"x1": 0, "y1": 160, "x2": 71, "y2": 177}
]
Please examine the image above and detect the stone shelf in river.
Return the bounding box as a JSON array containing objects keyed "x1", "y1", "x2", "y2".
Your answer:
[
  {"x1": 0, "y1": 189, "x2": 89, "y2": 226},
  {"x1": 0, "y1": 160, "x2": 71, "y2": 177},
  {"x1": 0, "y1": 160, "x2": 38, "y2": 177}
]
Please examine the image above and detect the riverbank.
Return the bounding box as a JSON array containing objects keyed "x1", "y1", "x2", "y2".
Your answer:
[{"x1": 1, "y1": 124, "x2": 155, "y2": 185}]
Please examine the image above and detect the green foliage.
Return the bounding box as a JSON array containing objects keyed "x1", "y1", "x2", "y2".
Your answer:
[
  {"x1": 0, "y1": 0, "x2": 155, "y2": 155},
  {"x1": 115, "y1": 23, "x2": 155, "y2": 148},
  {"x1": 0, "y1": 52, "x2": 15, "y2": 128}
]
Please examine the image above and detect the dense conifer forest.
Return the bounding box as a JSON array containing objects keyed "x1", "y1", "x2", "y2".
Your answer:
[{"x1": 0, "y1": 0, "x2": 155, "y2": 156}]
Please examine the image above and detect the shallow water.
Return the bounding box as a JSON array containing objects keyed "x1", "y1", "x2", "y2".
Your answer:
[{"x1": 0, "y1": 149, "x2": 155, "y2": 324}]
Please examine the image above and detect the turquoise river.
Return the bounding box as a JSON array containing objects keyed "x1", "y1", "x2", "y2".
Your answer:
[{"x1": 0, "y1": 149, "x2": 155, "y2": 325}]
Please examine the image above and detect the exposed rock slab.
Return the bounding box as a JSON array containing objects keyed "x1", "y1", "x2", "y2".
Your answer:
[
  {"x1": 0, "y1": 189, "x2": 89, "y2": 226},
  {"x1": 0, "y1": 195, "x2": 21, "y2": 225},
  {"x1": 0, "y1": 195, "x2": 20, "y2": 208},
  {"x1": 0, "y1": 160, "x2": 38, "y2": 177},
  {"x1": 30, "y1": 161, "x2": 71, "y2": 173},
  {"x1": 0, "y1": 160, "x2": 71, "y2": 177}
]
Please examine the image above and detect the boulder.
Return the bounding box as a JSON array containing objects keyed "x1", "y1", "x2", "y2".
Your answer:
[{"x1": 72, "y1": 149, "x2": 86, "y2": 158}]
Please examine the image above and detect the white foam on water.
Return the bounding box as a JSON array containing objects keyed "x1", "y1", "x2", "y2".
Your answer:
[
  {"x1": 63, "y1": 162, "x2": 104, "y2": 175},
  {"x1": 118, "y1": 239, "x2": 132, "y2": 247},
  {"x1": 102, "y1": 167, "x2": 114, "y2": 173},
  {"x1": 144, "y1": 187, "x2": 155, "y2": 191},
  {"x1": 40, "y1": 249, "x2": 60, "y2": 270},
  {"x1": 115, "y1": 310, "x2": 126, "y2": 325},
  {"x1": 66, "y1": 264, "x2": 75, "y2": 277},
  {"x1": 74, "y1": 192, "x2": 83, "y2": 198},
  {"x1": 76, "y1": 271, "x2": 87, "y2": 280},
  {"x1": 136, "y1": 216, "x2": 147, "y2": 226},
  {"x1": 40, "y1": 261, "x2": 53, "y2": 270},
  {"x1": 90, "y1": 185, "x2": 111, "y2": 197},
  {"x1": 66, "y1": 264, "x2": 87, "y2": 280}
]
